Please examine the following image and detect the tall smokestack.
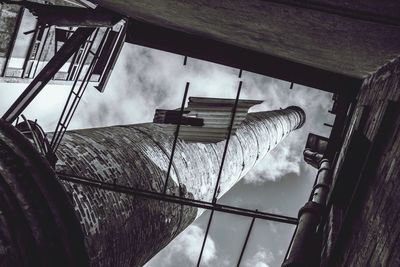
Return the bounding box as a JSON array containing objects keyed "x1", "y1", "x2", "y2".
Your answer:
[
  {"x1": 0, "y1": 104, "x2": 305, "y2": 266},
  {"x1": 55, "y1": 104, "x2": 305, "y2": 266}
]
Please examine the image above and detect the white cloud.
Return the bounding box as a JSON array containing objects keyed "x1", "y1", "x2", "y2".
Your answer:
[
  {"x1": 222, "y1": 259, "x2": 231, "y2": 266},
  {"x1": 268, "y1": 222, "x2": 278, "y2": 233},
  {"x1": 244, "y1": 137, "x2": 301, "y2": 183},
  {"x1": 145, "y1": 224, "x2": 216, "y2": 267},
  {"x1": 244, "y1": 247, "x2": 275, "y2": 267},
  {"x1": 239, "y1": 76, "x2": 333, "y2": 183}
]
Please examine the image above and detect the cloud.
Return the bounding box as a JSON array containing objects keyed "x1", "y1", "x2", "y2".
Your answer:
[
  {"x1": 244, "y1": 138, "x2": 301, "y2": 183},
  {"x1": 221, "y1": 259, "x2": 231, "y2": 266},
  {"x1": 239, "y1": 75, "x2": 333, "y2": 183},
  {"x1": 110, "y1": 45, "x2": 333, "y2": 185},
  {"x1": 244, "y1": 247, "x2": 275, "y2": 267},
  {"x1": 69, "y1": 44, "x2": 241, "y2": 130},
  {"x1": 144, "y1": 224, "x2": 216, "y2": 267}
]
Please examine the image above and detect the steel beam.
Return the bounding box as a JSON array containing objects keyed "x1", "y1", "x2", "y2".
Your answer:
[
  {"x1": 212, "y1": 80, "x2": 242, "y2": 203},
  {"x1": 237, "y1": 215, "x2": 256, "y2": 266},
  {"x1": 163, "y1": 82, "x2": 190, "y2": 194},
  {"x1": 56, "y1": 172, "x2": 298, "y2": 225},
  {"x1": 196, "y1": 210, "x2": 214, "y2": 267}
]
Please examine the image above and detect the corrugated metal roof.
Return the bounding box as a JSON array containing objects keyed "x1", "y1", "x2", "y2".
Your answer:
[{"x1": 155, "y1": 97, "x2": 263, "y2": 143}]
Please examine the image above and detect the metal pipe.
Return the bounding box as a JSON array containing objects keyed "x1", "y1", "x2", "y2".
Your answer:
[
  {"x1": 283, "y1": 155, "x2": 331, "y2": 267},
  {"x1": 303, "y1": 149, "x2": 323, "y2": 169},
  {"x1": 311, "y1": 160, "x2": 331, "y2": 204},
  {"x1": 56, "y1": 172, "x2": 297, "y2": 224},
  {"x1": 163, "y1": 82, "x2": 190, "y2": 194}
]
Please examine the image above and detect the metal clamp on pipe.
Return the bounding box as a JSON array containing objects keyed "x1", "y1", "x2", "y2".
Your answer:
[{"x1": 283, "y1": 133, "x2": 332, "y2": 267}]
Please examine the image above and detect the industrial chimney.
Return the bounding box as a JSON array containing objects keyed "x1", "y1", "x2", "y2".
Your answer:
[{"x1": 0, "y1": 99, "x2": 305, "y2": 266}]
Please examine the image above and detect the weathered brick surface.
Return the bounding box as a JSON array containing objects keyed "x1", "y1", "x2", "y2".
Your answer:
[
  {"x1": 55, "y1": 108, "x2": 304, "y2": 266},
  {"x1": 323, "y1": 57, "x2": 400, "y2": 266},
  {"x1": 0, "y1": 120, "x2": 88, "y2": 266}
]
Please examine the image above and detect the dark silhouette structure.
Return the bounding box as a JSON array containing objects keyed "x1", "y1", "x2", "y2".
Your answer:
[
  {"x1": 0, "y1": 0, "x2": 400, "y2": 266},
  {"x1": 0, "y1": 103, "x2": 305, "y2": 266}
]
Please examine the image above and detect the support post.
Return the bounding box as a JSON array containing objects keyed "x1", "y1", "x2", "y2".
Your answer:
[{"x1": 237, "y1": 214, "x2": 256, "y2": 266}]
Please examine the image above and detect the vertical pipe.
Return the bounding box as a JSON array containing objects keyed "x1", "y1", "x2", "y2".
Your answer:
[{"x1": 283, "y1": 155, "x2": 331, "y2": 267}]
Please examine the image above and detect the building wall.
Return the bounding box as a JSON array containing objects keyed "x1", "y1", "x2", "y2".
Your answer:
[
  {"x1": 322, "y1": 57, "x2": 400, "y2": 266},
  {"x1": 55, "y1": 108, "x2": 304, "y2": 266}
]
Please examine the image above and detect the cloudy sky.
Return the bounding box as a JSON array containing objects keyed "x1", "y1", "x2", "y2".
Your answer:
[{"x1": 0, "y1": 43, "x2": 333, "y2": 267}]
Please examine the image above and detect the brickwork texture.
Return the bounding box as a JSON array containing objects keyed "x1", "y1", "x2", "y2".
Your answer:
[
  {"x1": 323, "y1": 57, "x2": 400, "y2": 266},
  {"x1": 55, "y1": 107, "x2": 304, "y2": 266}
]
